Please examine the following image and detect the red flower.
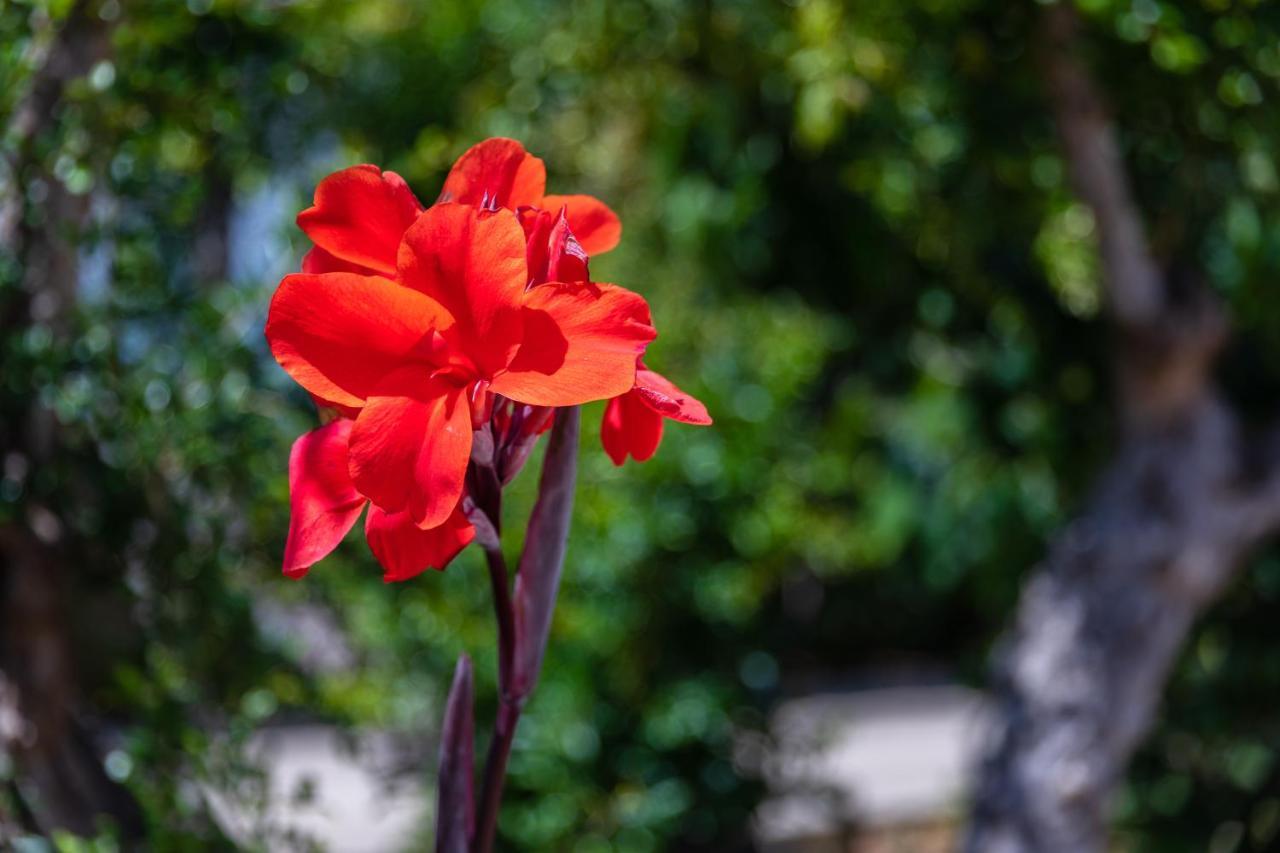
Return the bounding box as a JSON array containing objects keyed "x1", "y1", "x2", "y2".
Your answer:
[
  {"x1": 601, "y1": 364, "x2": 712, "y2": 465},
  {"x1": 283, "y1": 418, "x2": 475, "y2": 582},
  {"x1": 272, "y1": 137, "x2": 709, "y2": 581},
  {"x1": 267, "y1": 203, "x2": 656, "y2": 530}
]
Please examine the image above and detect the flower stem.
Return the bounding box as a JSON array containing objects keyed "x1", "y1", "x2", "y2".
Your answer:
[
  {"x1": 472, "y1": 408, "x2": 580, "y2": 852},
  {"x1": 475, "y1": 541, "x2": 518, "y2": 852},
  {"x1": 482, "y1": 543, "x2": 515, "y2": 696},
  {"x1": 474, "y1": 698, "x2": 521, "y2": 853}
]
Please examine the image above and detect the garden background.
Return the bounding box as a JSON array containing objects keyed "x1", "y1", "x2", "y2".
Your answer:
[{"x1": 6, "y1": 0, "x2": 1280, "y2": 849}]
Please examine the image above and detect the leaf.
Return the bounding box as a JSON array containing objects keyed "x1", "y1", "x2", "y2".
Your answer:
[{"x1": 435, "y1": 654, "x2": 475, "y2": 853}]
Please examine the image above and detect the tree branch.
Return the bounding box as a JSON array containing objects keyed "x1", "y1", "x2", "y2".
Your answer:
[{"x1": 1041, "y1": 2, "x2": 1161, "y2": 330}]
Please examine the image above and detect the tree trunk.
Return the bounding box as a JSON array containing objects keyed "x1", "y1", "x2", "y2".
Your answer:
[
  {"x1": 964, "y1": 5, "x2": 1280, "y2": 850},
  {"x1": 0, "y1": 1, "x2": 144, "y2": 840}
]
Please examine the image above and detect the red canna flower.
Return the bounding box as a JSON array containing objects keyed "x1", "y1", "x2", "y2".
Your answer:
[
  {"x1": 273, "y1": 137, "x2": 707, "y2": 584},
  {"x1": 601, "y1": 363, "x2": 712, "y2": 465},
  {"x1": 270, "y1": 138, "x2": 717, "y2": 844},
  {"x1": 283, "y1": 418, "x2": 475, "y2": 582},
  {"x1": 267, "y1": 202, "x2": 656, "y2": 531}
]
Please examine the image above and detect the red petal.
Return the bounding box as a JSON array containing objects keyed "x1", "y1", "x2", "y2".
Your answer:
[
  {"x1": 601, "y1": 392, "x2": 665, "y2": 465},
  {"x1": 600, "y1": 397, "x2": 627, "y2": 465},
  {"x1": 348, "y1": 369, "x2": 473, "y2": 530},
  {"x1": 491, "y1": 283, "x2": 656, "y2": 406},
  {"x1": 634, "y1": 366, "x2": 712, "y2": 424},
  {"x1": 301, "y1": 245, "x2": 374, "y2": 276},
  {"x1": 439, "y1": 138, "x2": 546, "y2": 209},
  {"x1": 296, "y1": 165, "x2": 423, "y2": 276},
  {"x1": 266, "y1": 272, "x2": 452, "y2": 409},
  {"x1": 520, "y1": 208, "x2": 555, "y2": 287},
  {"x1": 365, "y1": 505, "x2": 475, "y2": 582},
  {"x1": 546, "y1": 210, "x2": 589, "y2": 284},
  {"x1": 398, "y1": 204, "x2": 527, "y2": 377},
  {"x1": 283, "y1": 419, "x2": 367, "y2": 577},
  {"x1": 521, "y1": 208, "x2": 589, "y2": 286},
  {"x1": 543, "y1": 194, "x2": 621, "y2": 256}
]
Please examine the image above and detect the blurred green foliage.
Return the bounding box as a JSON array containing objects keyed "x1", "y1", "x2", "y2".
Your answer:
[{"x1": 7, "y1": 0, "x2": 1280, "y2": 848}]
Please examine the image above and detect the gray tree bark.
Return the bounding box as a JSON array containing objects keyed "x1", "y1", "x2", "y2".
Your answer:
[{"x1": 963, "y1": 5, "x2": 1280, "y2": 851}]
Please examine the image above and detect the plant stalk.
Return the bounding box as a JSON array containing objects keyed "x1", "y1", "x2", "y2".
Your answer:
[
  {"x1": 472, "y1": 407, "x2": 580, "y2": 852},
  {"x1": 482, "y1": 543, "x2": 515, "y2": 696},
  {"x1": 473, "y1": 698, "x2": 521, "y2": 853}
]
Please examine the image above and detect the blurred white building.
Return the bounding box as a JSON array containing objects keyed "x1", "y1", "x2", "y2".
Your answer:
[{"x1": 753, "y1": 685, "x2": 992, "y2": 852}]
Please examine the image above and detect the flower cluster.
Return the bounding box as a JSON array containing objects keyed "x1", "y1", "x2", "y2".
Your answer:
[{"x1": 267, "y1": 139, "x2": 710, "y2": 582}]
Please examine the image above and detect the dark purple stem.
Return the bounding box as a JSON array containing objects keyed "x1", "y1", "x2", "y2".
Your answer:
[
  {"x1": 473, "y1": 546, "x2": 521, "y2": 852},
  {"x1": 511, "y1": 406, "x2": 580, "y2": 696},
  {"x1": 482, "y1": 543, "x2": 515, "y2": 704},
  {"x1": 472, "y1": 406, "x2": 580, "y2": 852},
  {"x1": 473, "y1": 698, "x2": 521, "y2": 853}
]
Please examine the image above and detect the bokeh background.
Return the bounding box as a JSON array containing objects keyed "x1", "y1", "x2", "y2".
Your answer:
[{"x1": 5, "y1": 0, "x2": 1280, "y2": 849}]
